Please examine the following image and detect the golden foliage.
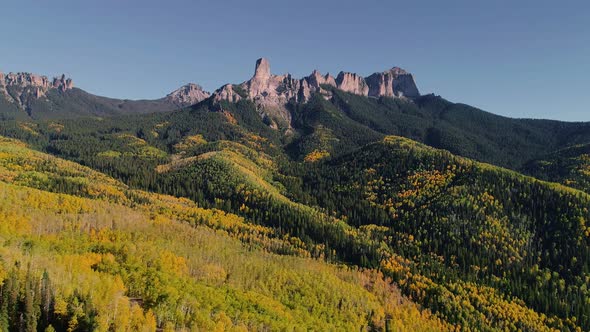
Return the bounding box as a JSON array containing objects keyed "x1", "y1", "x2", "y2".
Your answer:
[{"x1": 304, "y1": 149, "x2": 330, "y2": 162}]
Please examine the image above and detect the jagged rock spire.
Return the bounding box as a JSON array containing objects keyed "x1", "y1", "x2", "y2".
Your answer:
[
  {"x1": 254, "y1": 58, "x2": 271, "y2": 80},
  {"x1": 210, "y1": 57, "x2": 422, "y2": 129}
]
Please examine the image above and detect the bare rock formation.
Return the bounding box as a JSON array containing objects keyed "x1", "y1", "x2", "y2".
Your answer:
[
  {"x1": 52, "y1": 74, "x2": 74, "y2": 92},
  {"x1": 165, "y1": 83, "x2": 210, "y2": 107},
  {"x1": 210, "y1": 57, "x2": 421, "y2": 129},
  {"x1": 213, "y1": 84, "x2": 243, "y2": 103},
  {"x1": 366, "y1": 67, "x2": 419, "y2": 98},
  {"x1": 0, "y1": 71, "x2": 74, "y2": 107},
  {"x1": 336, "y1": 72, "x2": 369, "y2": 96}
]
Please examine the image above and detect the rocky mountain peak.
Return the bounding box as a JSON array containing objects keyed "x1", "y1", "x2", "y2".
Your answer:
[
  {"x1": 0, "y1": 72, "x2": 73, "y2": 91},
  {"x1": 306, "y1": 70, "x2": 336, "y2": 88},
  {"x1": 213, "y1": 84, "x2": 243, "y2": 103},
  {"x1": 52, "y1": 74, "x2": 74, "y2": 92},
  {"x1": 254, "y1": 58, "x2": 271, "y2": 80},
  {"x1": 165, "y1": 83, "x2": 210, "y2": 107},
  {"x1": 336, "y1": 72, "x2": 369, "y2": 95},
  {"x1": 386, "y1": 67, "x2": 409, "y2": 75},
  {"x1": 0, "y1": 71, "x2": 74, "y2": 107},
  {"x1": 365, "y1": 67, "x2": 419, "y2": 98},
  {"x1": 210, "y1": 58, "x2": 421, "y2": 130}
]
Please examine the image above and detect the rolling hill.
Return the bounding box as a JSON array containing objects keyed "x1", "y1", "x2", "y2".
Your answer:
[
  {"x1": 0, "y1": 136, "x2": 450, "y2": 331},
  {"x1": 524, "y1": 143, "x2": 590, "y2": 194}
]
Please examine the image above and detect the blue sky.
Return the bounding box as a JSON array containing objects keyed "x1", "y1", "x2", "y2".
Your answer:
[{"x1": 2, "y1": 0, "x2": 589, "y2": 121}]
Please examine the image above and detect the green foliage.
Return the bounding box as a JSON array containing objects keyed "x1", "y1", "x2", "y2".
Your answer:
[
  {"x1": 327, "y1": 88, "x2": 590, "y2": 169},
  {"x1": 285, "y1": 136, "x2": 590, "y2": 330},
  {"x1": 524, "y1": 143, "x2": 590, "y2": 194},
  {"x1": 1, "y1": 88, "x2": 590, "y2": 331},
  {"x1": 0, "y1": 136, "x2": 449, "y2": 331},
  {"x1": 0, "y1": 86, "x2": 196, "y2": 120}
]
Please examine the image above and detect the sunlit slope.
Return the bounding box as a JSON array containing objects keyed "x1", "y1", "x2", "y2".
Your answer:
[
  {"x1": 0, "y1": 137, "x2": 448, "y2": 331},
  {"x1": 523, "y1": 143, "x2": 590, "y2": 194},
  {"x1": 289, "y1": 136, "x2": 590, "y2": 331},
  {"x1": 147, "y1": 133, "x2": 590, "y2": 330}
]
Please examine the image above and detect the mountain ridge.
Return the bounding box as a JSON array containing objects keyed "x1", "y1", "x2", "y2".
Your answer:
[
  {"x1": 0, "y1": 58, "x2": 421, "y2": 122},
  {"x1": 211, "y1": 58, "x2": 421, "y2": 128},
  {"x1": 0, "y1": 70, "x2": 211, "y2": 119},
  {"x1": 2, "y1": 70, "x2": 590, "y2": 329}
]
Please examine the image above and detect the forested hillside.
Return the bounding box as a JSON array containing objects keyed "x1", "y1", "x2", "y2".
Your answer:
[
  {"x1": 1, "y1": 90, "x2": 590, "y2": 331},
  {"x1": 0, "y1": 136, "x2": 449, "y2": 331},
  {"x1": 288, "y1": 136, "x2": 590, "y2": 330},
  {"x1": 524, "y1": 143, "x2": 590, "y2": 194},
  {"x1": 3, "y1": 93, "x2": 590, "y2": 173},
  {"x1": 326, "y1": 90, "x2": 590, "y2": 169}
]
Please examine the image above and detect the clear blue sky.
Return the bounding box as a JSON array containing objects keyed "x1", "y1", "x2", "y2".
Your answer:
[{"x1": 2, "y1": 0, "x2": 589, "y2": 121}]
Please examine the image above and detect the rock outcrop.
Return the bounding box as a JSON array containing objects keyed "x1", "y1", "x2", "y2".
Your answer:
[
  {"x1": 365, "y1": 67, "x2": 419, "y2": 98},
  {"x1": 1, "y1": 72, "x2": 73, "y2": 93},
  {"x1": 298, "y1": 70, "x2": 336, "y2": 101},
  {"x1": 335, "y1": 72, "x2": 369, "y2": 96},
  {"x1": 390, "y1": 71, "x2": 420, "y2": 98},
  {"x1": 165, "y1": 83, "x2": 210, "y2": 107},
  {"x1": 213, "y1": 84, "x2": 243, "y2": 103},
  {"x1": 212, "y1": 58, "x2": 342, "y2": 128},
  {"x1": 206, "y1": 58, "x2": 421, "y2": 129},
  {"x1": 306, "y1": 70, "x2": 337, "y2": 88},
  {"x1": 245, "y1": 58, "x2": 300, "y2": 105},
  {"x1": 52, "y1": 74, "x2": 74, "y2": 92},
  {"x1": 0, "y1": 72, "x2": 6, "y2": 98},
  {"x1": 0, "y1": 71, "x2": 74, "y2": 107},
  {"x1": 247, "y1": 59, "x2": 299, "y2": 125}
]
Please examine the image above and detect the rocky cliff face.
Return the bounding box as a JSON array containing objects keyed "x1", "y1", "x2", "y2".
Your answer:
[
  {"x1": 0, "y1": 72, "x2": 6, "y2": 98},
  {"x1": 0, "y1": 71, "x2": 74, "y2": 107},
  {"x1": 0, "y1": 59, "x2": 420, "y2": 122},
  {"x1": 1, "y1": 72, "x2": 74, "y2": 93},
  {"x1": 366, "y1": 68, "x2": 419, "y2": 98},
  {"x1": 241, "y1": 58, "x2": 301, "y2": 126},
  {"x1": 391, "y1": 72, "x2": 420, "y2": 98},
  {"x1": 298, "y1": 70, "x2": 336, "y2": 101},
  {"x1": 211, "y1": 58, "x2": 421, "y2": 129},
  {"x1": 165, "y1": 83, "x2": 210, "y2": 107},
  {"x1": 52, "y1": 74, "x2": 74, "y2": 92},
  {"x1": 212, "y1": 58, "x2": 323, "y2": 127},
  {"x1": 213, "y1": 84, "x2": 243, "y2": 103},
  {"x1": 336, "y1": 72, "x2": 369, "y2": 95}
]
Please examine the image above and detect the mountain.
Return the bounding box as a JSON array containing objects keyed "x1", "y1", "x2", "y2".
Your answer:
[
  {"x1": 1, "y1": 58, "x2": 590, "y2": 331},
  {"x1": 2, "y1": 100, "x2": 590, "y2": 330},
  {"x1": 0, "y1": 71, "x2": 210, "y2": 120},
  {"x1": 211, "y1": 58, "x2": 420, "y2": 129},
  {"x1": 6, "y1": 58, "x2": 589, "y2": 171},
  {"x1": 208, "y1": 58, "x2": 589, "y2": 169},
  {"x1": 5, "y1": 112, "x2": 590, "y2": 329}
]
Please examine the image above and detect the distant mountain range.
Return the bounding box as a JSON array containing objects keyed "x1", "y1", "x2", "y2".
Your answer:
[
  {"x1": 0, "y1": 71, "x2": 210, "y2": 119},
  {"x1": 0, "y1": 58, "x2": 418, "y2": 121},
  {"x1": 2, "y1": 58, "x2": 590, "y2": 171}
]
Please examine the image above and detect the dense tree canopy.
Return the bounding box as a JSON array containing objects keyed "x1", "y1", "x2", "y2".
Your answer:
[{"x1": 1, "y1": 91, "x2": 590, "y2": 331}]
